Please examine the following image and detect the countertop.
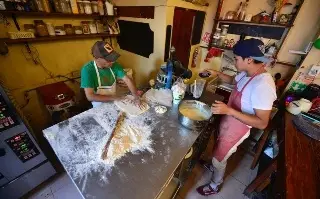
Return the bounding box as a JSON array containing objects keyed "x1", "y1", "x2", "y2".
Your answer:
[
  {"x1": 43, "y1": 102, "x2": 202, "y2": 199},
  {"x1": 284, "y1": 112, "x2": 320, "y2": 199}
]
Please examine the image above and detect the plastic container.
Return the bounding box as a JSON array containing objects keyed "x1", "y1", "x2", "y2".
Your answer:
[
  {"x1": 34, "y1": 0, "x2": 44, "y2": 11},
  {"x1": 221, "y1": 25, "x2": 229, "y2": 36},
  {"x1": 53, "y1": 0, "x2": 62, "y2": 12},
  {"x1": 64, "y1": 24, "x2": 74, "y2": 35},
  {"x1": 54, "y1": 26, "x2": 66, "y2": 35},
  {"x1": 46, "y1": 23, "x2": 55, "y2": 36},
  {"x1": 83, "y1": 0, "x2": 92, "y2": 14},
  {"x1": 69, "y1": 0, "x2": 78, "y2": 14},
  {"x1": 212, "y1": 28, "x2": 221, "y2": 46},
  {"x1": 91, "y1": 1, "x2": 98, "y2": 13},
  {"x1": 97, "y1": 0, "x2": 104, "y2": 15},
  {"x1": 60, "y1": 0, "x2": 70, "y2": 13},
  {"x1": 81, "y1": 21, "x2": 90, "y2": 34},
  {"x1": 105, "y1": 1, "x2": 113, "y2": 15},
  {"x1": 74, "y1": 26, "x2": 83, "y2": 34},
  {"x1": 34, "y1": 20, "x2": 49, "y2": 37},
  {"x1": 89, "y1": 21, "x2": 97, "y2": 34}
]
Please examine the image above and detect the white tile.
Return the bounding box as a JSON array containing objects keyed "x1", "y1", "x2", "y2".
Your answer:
[
  {"x1": 185, "y1": 189, "x2": 208, "y2": 199},
  {"x1": 218, "y1": 176, "x2": 245, "y2": 199},
  {"x1": 29, "y1": 186, "x2": 53, "y2": 199},
  {"x1": 53, "y1": 182, "x2": 83, "y2": 199},
  {"x1": 207, "y1": 193, "x2": 224, "y2": 199},
  {"x1": 50, "y1": 173, "x2": 73, "y2": 193}
]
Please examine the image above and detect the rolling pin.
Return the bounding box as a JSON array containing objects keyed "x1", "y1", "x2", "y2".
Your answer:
[{"x1": 101, "y1": 112, "x2": 125, "y2": 160}]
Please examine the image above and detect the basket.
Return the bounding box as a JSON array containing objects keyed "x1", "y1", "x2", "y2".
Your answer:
[{"x1": 8, "y1": 32, "x2": 35, "y2": 39}]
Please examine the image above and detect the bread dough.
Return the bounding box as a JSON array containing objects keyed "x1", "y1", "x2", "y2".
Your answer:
[
  {"x1": 155, "y1": 106, "x2": 167, "y2": 114},
  {"x1": 179, "y1": 107, "x2": 209, "y2": 121},
  {"x1": 115, "y1": 95, "x2": 150, "y2": 116}
]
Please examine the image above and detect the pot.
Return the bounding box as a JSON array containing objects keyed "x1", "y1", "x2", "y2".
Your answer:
[{"x1": 178, "y1": 100, "x2": 212, "y2": 130}]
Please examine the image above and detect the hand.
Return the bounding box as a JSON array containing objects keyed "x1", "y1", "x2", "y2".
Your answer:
[
  {"x1": 201, "y1": 69, "x2": 220, "y2": 77},
  {"x1": 211, "y1": 100, "x2": 233, "y2": 115}
]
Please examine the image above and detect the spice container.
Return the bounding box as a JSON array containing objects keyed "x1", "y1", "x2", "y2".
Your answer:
[
  {"x1": 55, "y1": 26, "x2": 66, "y2": 35},
  {"x1": 81, "y1": 21, "x2": 90, "y2": 34},
  {"x1": 34, "y1": 20, "x2": 49, "y2": 37},
  {"x1": 74, "y1": 26, "x2": 83, "y2": 34},
  {"x1": 89, "y1": 21, "x2": 97, "y2": 34},
  {"x1": 64, "y1": 24, "x2": 74, "y2": 35},
  {"x1": 53, "y1": 0, "x2": 62, "y2": 12},
  {"x1": 83, "y1": 1, "x2": 92, "y2": 14},
  {"x1": 77, "y1": 1, "x2": 84, "y2": 13},
  {"x1": 91, "y1": 0, "x2": 98, "y2": 13},
  {"x1": 24, "y1": 24, "x2": 36, "y2": 35},
  {"x1": 46, "y1": 23, "x2": 55, "y2": 36},
  {"x1": 95, "y1": 20, "x2": 104, "y2": 33}
]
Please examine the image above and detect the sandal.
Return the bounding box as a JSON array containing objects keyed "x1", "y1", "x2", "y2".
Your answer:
[
  {"x1": 198, "y1": 159, "x2": 214, "y2": 172},
  {"x1": 196, "y1": 183, "x2": 219, "y2": 196}
]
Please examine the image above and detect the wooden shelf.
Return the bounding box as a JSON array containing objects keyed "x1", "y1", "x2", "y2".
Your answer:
[
  {"x1": 0, "y1": 33, "x2": 119, "y2": 44},
  {"x1": 0, "y1": 10, "x2": 116, "y2": 18},
  {"x1": 210, "y1": 44, "x2": 233, "y2": 51},
  {"x1": 215, "y1": 19, "x2": 292, "y2": 28}
]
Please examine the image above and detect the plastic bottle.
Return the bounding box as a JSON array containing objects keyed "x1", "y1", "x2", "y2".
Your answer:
[{"x1": 105, "y1": 0, "x2": 113, "y2": 15}]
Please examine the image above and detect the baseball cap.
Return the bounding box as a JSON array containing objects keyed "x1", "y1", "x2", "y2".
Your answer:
[
  {"x1": 233, "y1": 39, "x2": 270, "y2": 63},
  {"x1": 91, "y1": 41, "x2": 120, "y2": 62}
]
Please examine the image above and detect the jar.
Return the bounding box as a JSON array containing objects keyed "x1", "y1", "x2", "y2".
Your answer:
[
  {"x1": 77, "y1": 1, "x2": 84, "y2": 14},
  {"x1": 46, "y1": 23, "x2": 55, "y2": 36},
  {"x1": 212, "y1": 28, "x2": 221, "y2": 46},
  {"x1": 81, "y1": 21, "x2": 90, "y2": 34},
  {"x1": 34, "y1": 0, "x2": 44, "y2": 12},
  {"x1": 221, "y1": 25, "x2": 229, "y2": 36},
  {"x1": 0, "y1": 1, "x2": 6, "y2": 10},
  {"x1": 60, "y1": 0, "x2": 70, "y2": 13},
  {"x1": 34, "y1": 20, "x2": 49, "y2": 37},
  {"x1": 54, "y1": 26, "x2": 66, "y2": 35},
  {"x1": 83, "y1": 1, "x2": 92, "y2": 14},
  {"x1": 74, "y1": 26, "x2": 83, "y2": 34},
  {"x1": 24, "y1": 24, "x2": 36, "y2": 35},
  {"x1": 91, "y1": 1, "x2": 98, "y2": 13},
  {"x1": 97, "y1": 0, "x2": 104, "y2": 15},
  {"x1": 219, "y1": 35, "x2": 226, "y2": 47},
  {"x1": 54, "y1": 0, "x2": 62, "y2": 12},
  {"x1": 64, "y1": 24, "x2": 74, "y2": 35},
  {"x1": 95, "y1": 20, "x2": 104, "y2": 33},
  {"x1": 105, "y1": 0, "x2": 113, "y2": 15},
  {"x1": 89, "y1": 21, "x2": 97, "y2": 34}
]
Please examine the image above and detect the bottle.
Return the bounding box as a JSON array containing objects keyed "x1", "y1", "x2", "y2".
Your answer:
[
  {"x1": 69, "y1": 0, "x2": 78, "y2": 13},
  {"x1": 212, "y1": 28, "x2": 221, "y2": 46},
  {"x1": 34, "y1": 0, "x2": 44, "y2": 11},
  {"x1": 97, "y1": 0, "x2": 104, "y2": 15},
  {"x1": 65, "y1": 0, "x2": 72, "y2": 13},
  {"x1": 42, "y1": 0, "x2": 51, "y2": 12},
  {"x1": 53, "y1": 0, "x2": 62, "y2": 12}
]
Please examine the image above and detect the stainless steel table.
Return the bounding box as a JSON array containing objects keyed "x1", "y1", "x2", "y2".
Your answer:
[{"x1": 43, "y1": 102, "x2": 203, "y2": 199}]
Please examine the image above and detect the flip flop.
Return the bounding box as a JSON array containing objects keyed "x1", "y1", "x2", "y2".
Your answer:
[
  {"x1": 198, "y1": 159, "x2": 214, "y2": 172},
  {"x1": 196, "y1": 183, "x2": 219, "y2": 196}
]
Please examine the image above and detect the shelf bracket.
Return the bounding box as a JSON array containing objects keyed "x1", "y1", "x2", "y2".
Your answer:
[{"x1": 11, "y1": 13, "x2": 20, "y2": 31}]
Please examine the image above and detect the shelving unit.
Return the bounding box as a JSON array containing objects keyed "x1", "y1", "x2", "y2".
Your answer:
[
  {"x1": 0, "y1": 10, "x2": 116, "y2": 18},
  {"x1": 0, "y1": 33, "x2": 119, "y2": 44},
  {"x1": 216, "y1": 19, "x2": 292, "y2": 28}
]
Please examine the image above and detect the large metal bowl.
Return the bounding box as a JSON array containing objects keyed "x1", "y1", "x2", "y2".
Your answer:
[{"x1": 178, "y1": 100, "x2": 212, "y2": 130}]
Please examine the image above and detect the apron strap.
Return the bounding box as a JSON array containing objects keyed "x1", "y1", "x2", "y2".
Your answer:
[
  {"x1": 94, "y1": 61, "x2": 116, "y2": 87},
  {"x1": 239, "y1": 66, "x2": 265, "y2": 93}
]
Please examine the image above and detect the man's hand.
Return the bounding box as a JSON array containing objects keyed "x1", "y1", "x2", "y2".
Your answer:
[{"x1": 211, "y1": 101, "x2": 233, "y2": 115}]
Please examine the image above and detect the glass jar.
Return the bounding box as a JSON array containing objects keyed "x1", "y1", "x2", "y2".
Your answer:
[
  {"x1": 54, "y1": 26, "x2": 66, "y2": 35},
  {"x1": 91, "y1": 1, "x2": 98, "y2": 13},
  {"x1": 64, "y1": 24, "x2": 74, "y2": 35},
  {"x1": 81, "y1": 21, "x2": 90, "y2": 34},
  {"x1": 46, "y1": 23, "x2": 56, "y2": 36},
  {"x1": 83, "y1": 1, "x2": 92, "y2": 14},
  {"x1": 95, "y1": 20, "x2": 104, "y2": 33},
  {"x1": 221, "y1": 25, "x2": 229, "y2": 36},
  {"x1": 77, "y1": 1, "x2": 84, "y2": 14},
  {"x1": 24, "y1": 24, "x2": 36, "y2": 35},
  {"x1": 212, "y1": 28, "x2": 221, "y2": 46},
  {"x1": 89, "y1": 21, "x2": 97, "y2": 34},
  {"x1": 34, "y1": 20, "x2": 49, "y2": 37},
  {"x1": 74, "y1": 26, "x2": 83, "y2": 34}
]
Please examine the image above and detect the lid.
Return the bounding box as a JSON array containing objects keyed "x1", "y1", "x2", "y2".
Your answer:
[
  {"x1": 216, "y1": 28, "x2": 221, "y2": 30},
  {"x1": 222, "y1": 25, "x2": 230, "y2": 28}
]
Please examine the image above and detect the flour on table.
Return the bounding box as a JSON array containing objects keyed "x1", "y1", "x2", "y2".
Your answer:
[
  {"x1": 115, "y1": 95, "x2": 150, "y2": 116},
  {"x1": 154, "y1": 105, "x2": 167, "y2": 114}
]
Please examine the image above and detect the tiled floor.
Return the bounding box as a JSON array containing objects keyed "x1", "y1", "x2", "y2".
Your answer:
[
  {"x1": 177, "y1": 149, "x2": 258, "y2": 199},
  {"x1": 28, "y1": 149, "x2": 257, "y2": 199}
]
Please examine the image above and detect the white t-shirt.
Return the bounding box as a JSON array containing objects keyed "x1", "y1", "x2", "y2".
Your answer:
[{"x1": 234, "y1": 71, "x2": 277, "y2": 115}]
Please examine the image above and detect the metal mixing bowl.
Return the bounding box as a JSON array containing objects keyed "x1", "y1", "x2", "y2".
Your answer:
[{"x1": 178, "y1": 100, "x2": 212, "y2": 130}]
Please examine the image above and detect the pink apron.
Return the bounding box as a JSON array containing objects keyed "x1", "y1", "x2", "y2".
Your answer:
[{"x1": 212, "y1": 70, "x2": 262, "y2": 162}]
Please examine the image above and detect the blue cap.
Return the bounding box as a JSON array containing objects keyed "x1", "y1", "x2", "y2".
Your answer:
[{"x1": 233, "y1": 39, "x2": 270, "y2": 63}]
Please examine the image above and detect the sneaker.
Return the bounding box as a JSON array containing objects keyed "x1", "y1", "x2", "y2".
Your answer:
[{"x1": 198, "y1": 159, "x2": 214, "y2": 172}]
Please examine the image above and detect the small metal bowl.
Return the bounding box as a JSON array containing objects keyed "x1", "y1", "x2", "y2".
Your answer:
[{"x1": 178, "y1": 100, "x2": 212, "y2": 130}]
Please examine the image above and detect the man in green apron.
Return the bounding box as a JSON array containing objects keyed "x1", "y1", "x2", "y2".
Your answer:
[{"x1": 81, "y1": 41, "x2": 140, "y2": 108}]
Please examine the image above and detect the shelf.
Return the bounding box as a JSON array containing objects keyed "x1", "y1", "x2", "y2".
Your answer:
[
  {"x1": 210, "y1": 44, "x2": 233, "y2": 51},
  {"x1": 0, "y1": 33, "x2": 119, "y2": 44},
  {"x1": 0, "y1": 10, "x2": 116, "y2": 18},
  {"x1": 215, "y1": 19, "x2": 291, "y2": 28}
]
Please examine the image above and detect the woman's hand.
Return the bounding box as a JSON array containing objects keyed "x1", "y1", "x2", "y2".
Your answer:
[{"x1": 211, "y1": 101, "x2": 233, "y2": 115}]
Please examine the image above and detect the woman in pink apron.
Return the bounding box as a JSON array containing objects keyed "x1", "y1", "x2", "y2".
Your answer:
[{"x1": 197, "y1": 39, "x2": 277, "y2": 196}]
